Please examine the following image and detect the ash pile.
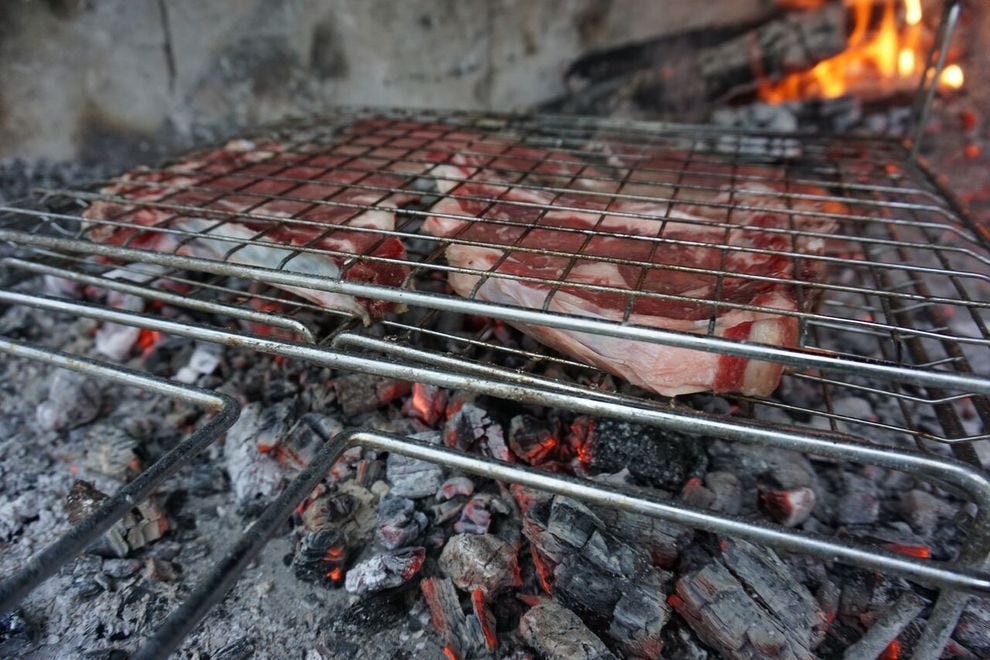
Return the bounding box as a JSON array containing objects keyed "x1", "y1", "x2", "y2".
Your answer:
[{"x1": 1, "y1": 273, "x2": 988, "y2": 659}]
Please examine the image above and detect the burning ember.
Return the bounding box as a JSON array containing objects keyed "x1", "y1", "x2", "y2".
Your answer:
[{"x1": 761, "y1": 0, "x2": 964, "y2": 102}]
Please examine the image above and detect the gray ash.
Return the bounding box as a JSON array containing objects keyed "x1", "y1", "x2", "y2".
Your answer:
[{"x1": 0, "y1": 268, "x2": 986, "y2": 658}]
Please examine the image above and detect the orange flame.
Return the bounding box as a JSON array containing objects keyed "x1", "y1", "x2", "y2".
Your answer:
[{"x1": 760, "y1": 0, "x2": 964, "y2": 103}]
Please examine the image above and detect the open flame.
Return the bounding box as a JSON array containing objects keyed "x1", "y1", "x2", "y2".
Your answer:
[{"x1": 760, "y1": 0, "x2": 964, "y2": 103}]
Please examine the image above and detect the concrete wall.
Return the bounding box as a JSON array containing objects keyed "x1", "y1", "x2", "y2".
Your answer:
[{"x1": 0, "y1": 0, "x2": 776, "y2": 166}]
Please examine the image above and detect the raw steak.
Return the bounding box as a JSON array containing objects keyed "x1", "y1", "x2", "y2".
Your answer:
[
  {"x1": 83, "y1": 129, "x2": 424, "y2": 322},
  {"x1": 421, "y1": 136, "x2": 841, "y2": 397}
]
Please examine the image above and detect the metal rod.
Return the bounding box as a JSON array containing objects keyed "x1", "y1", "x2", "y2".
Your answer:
[
  {"x1": 910, "y1": 0, "x2": 962, "y2": 159},
  {"x1": 1, "y1": 257, "x2": 316, "y2": 343},
  {"x1": 132, "y1": 432, "x2": 348, "y2": 660},
  {"x1": 4, "y1": 290, "x2": 988, "y2": 521},
  {"x1": 1, "y1": 247, "x2": 987, "y2": 395},
  {"x1": 0, "y1": 337, "x2": 240, "y2": 612}
]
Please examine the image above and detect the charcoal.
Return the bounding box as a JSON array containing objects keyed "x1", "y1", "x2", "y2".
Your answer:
[
  {"x1": 518, "y1": 600, "x2": 618, "y2": 660},
  {"x1": 662, "y1": 625, "x2": 710, "y2": 659},
  {"x1": 608, "y1": 570, "x2": 669, "y2": 658},
  {"x1": 583, "y1": 418, "x2": 707, "y2": 490},
  {"x1": 143, "y1": 557, "x2": 178, "y2": 582},
  {"x1": 376, "y1": 496, "x2": 428, "y2": 550},
  {"x1": 141, "y1": 336, "x2": 194, "y2": 377},
  {"x1": 0, "y1": 490, "x2": 46, "y2": 543},
  {"x1": 836, "y1": 471, "x2": 879, "y2": 525},
  {"x1": 224, "y1": 401, "x2": 294, "y2": 513},
  {"x1": 101, "y1": 558, "x2": 142, "y2": 580},
  {"x1": 453, "y1": 496, "x2": 492, "y2": 534},
  {"x1": 0, "y1": 610, "x2": 34, "y2": 658},
  {"x1": 437, "y1": 476, "x2": 474, "y2": 500},
  {"x1": 344, "y1": 546, "x2": 425, "y2": 594},
  {"x1": 212, "y1": 637, "x2": 255, "y2": 660},
  {"x1": 525, "y1": 497, "x2": 672, "y2": 654},
  {"x1": 760, "y1": 486, "x2": 816, "y2": 527},
  {"x1": 433, "y1": 497, "x2": 465, "y2": 525},
  {"x1": 681, "y1": 476, "x2": 717, "y2": 509},
  {"x1": 673, "y1": 540, "x2": 826, "y2": 660},
  {"x1": 842, "y1": 592, "x2": 927, "y2": 659},
  {"x1": 445, "y1": 402, "x2": 511, "y2": 461},
  {"x1": 83, "y1": 427, "x2": 143, "y2": 480},
  {"x1": 333, "y1": 373, "x2": 409, "y2": 416},
  {"x1": 121, "y1": 499, "x2": 169, "y2": 553},
  {"x1": 302, "y1": 482, "x2": 378, "y2": 542},
  {"x1": 439, "y1": 533, "x2": 521, "y2": 594},
  {"x1": 591, "y1": 504, "x2": 692, "y2": 568},
  {"x1": 64, "y1": 480, "x2": 166, "y2": 558},
  {"x1": 705, "y1": 470, "x2": 743, "y2": 515},
  {"x1": 292, "y1": 528, "x2": 348, "y2": 586},
  {"x1": 708, "y1": 440, "x2": 818, "y2": 492},
  {"x1": 322, "y1": 589, "x2": 410, "y2": 653},
  {"x1": 720, "y1": 539, "x2": 827, "y2": 646},
  {"x1": 674, "y1": 563, "x2": 804, "y2": 660},
  {"x1": 386, "y1": 452, "x2": 444, "y2": 499},
  {"x1": 421, "y1": 576, "x2": 490, "y2": 659},
  {"x1": 508, "y1": 414, "x2": 561, "y2": 465},
  {"x1": 266, "y1": 413, "x2": 343, "y2": 472},
  {"x1": 36, "y1": 370, "x2": 102, "y2": 431},
  {"x1": 470, "y1": 588, "x2": 498, "y2": 653},
  {"x1": 899, "y1": 488, "x2": 957, "y2": 538},
  {"x1": 955, "y1": 600, "x2": 990, "y2": 654},
  {"x1": 402, "y1": 383, "x2": 448, "y2": 426}
]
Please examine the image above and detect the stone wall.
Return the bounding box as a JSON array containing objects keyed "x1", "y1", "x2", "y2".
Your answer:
[{"x1": 0, "y1": 0, "x2": 775, "y2": 167}]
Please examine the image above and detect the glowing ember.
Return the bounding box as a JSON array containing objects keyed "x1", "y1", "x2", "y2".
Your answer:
[
  {"x1": 904, "y1": 0, "x2": 921, "y2": 25},
  {"x1": 941, "y1": 63, "x2": 964, "y2": 89},
  {"x1": 135, "y1": 329, "x2": 162, "y2": 356},
  {"x1": 879, "y1": 639, "x2": 901, "y2": 660},
  {"x1": 885, "y1": 542, "x2": 931, "y2": 559},
  {"x1": 759, "y1": 0, "x2": 964, "y2": 103}
]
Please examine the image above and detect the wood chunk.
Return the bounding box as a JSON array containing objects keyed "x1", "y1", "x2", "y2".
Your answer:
[
  {"x1": 386, "y1": 452, "x2": 444, "y2": 499},
  {"x1": 402, "y1": 383, "x2": 447, "y2": 426},
  {"x1": 836, "y1": 472, "x2": 880, "y2": 526},
  {"x1": 583, "y1": 418, "x2": 707, "y2": 490},
  {"x1": 760, "y1": 487, "x2": 816, "y2": 528},
  {"x1": 721, "y1": 539, "x2": 828, "y2": 648},
  {"x1": 673, "y1": 540, "x2": 827, "y2": 659},
  {"x1": 524, "y1": 497, "x2": 672, "y2": 656},
  {"x1": 270, "y1": 413, "x2": 343, "y2": 472},
  {"x1": 592, "y1": 504, "x2": 692, "y2": 567},
  {"x1": 420, "y1": 577, "x2": 490, "y2": 659},
  {"x1": 843, "y1": 592, "x2": 927, "y2": 659},
  {"x1": 439, "y1": 533, "x2": 521, "y2": 594},
  {"x1": 445, "y1": 402, "x2": 511, "y2": 461},
  {"x1": 421, "y1": 577, "x2": 470, "y2": 658},
  {"x1": 36, "y1": 370, "x2": 102, "y2": 431},
  {"x1": 519, "y1": 600, "x2": 618, "y2": 660},
  {"x1": 344, "y1": 546, "x2": 425, "y2": 594},
  {"x1": 224, "y1": 401, "x2": 293, "y2": 513},
  {"x1": 453, "y1": 496, "x2": 492, "y2": 534},
  {"x1": 333, "y1": 373, "x2": 409, "y2": 416},
  {"x1": 375, "y1": 496, "x2": 427, "y2": 550},
  {"x1": 508, "y1": 414, "x2": 562, "y2": 465},
  {"x1": 674, "y1": 562, "x2": 798, "y2": 659}
]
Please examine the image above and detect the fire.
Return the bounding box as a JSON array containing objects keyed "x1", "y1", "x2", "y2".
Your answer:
[{"x1": 760, "y1": 0, "x2": 964, "y2": 103}]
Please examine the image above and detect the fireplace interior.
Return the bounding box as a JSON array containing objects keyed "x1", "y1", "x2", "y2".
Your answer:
[{"x1": 1, "y1": 1, "x2": 989, "y2": 659}]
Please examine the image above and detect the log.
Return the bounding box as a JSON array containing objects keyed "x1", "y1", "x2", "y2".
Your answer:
[{"x1": 549, "y1": 4, "x2": 847, "y2": 120}]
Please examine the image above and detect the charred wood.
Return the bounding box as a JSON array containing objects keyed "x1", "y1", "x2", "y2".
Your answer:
[{"x1": 518, "y1": 600, "x2": 618, "y2": 660}]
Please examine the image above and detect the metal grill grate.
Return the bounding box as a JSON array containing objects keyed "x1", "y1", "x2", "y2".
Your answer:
[
  {"x1": 2, "y1": 110, "x2": 988, "y2": 387},
  {"x1": 1, "y1": 108, "x2": 987, "y2": 447}
]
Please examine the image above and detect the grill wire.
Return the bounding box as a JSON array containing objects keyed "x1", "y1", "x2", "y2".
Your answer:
[{"x1": 1, "y1": 107, "x2": 989, "y2": 657}]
